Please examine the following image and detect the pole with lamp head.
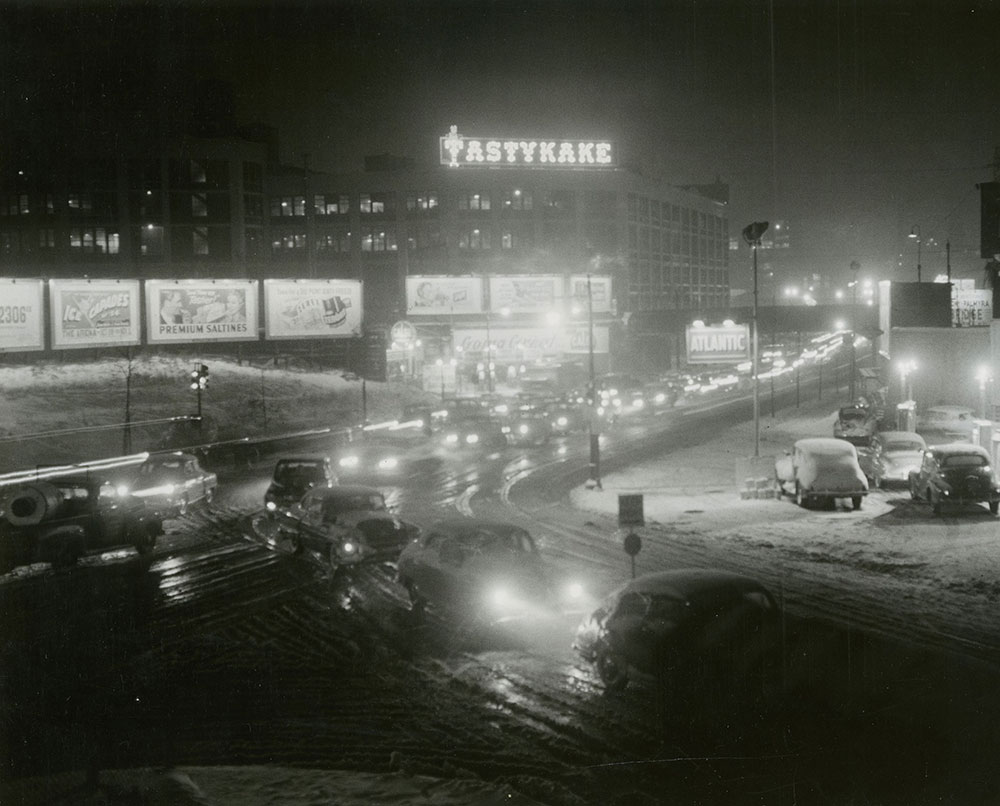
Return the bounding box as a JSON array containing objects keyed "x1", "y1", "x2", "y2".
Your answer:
[
  {"x1": 909, "y1": 226, "x2": 922, "y2": 283},
  {"x1": 743, "y1": 222, "x2": 769, "y2": 458},
  {"x1": 849, "y1": 260, "x2": 860, "y2": 402}
]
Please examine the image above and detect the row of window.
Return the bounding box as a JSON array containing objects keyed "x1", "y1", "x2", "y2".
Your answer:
[{"x1": 627, "y1": 194, "x2": 725, "y2": 235}]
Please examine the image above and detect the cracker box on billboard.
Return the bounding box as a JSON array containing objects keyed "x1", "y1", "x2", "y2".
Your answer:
[{"x1": 323, "y1": 295, "x2": 350, "y2": 327}]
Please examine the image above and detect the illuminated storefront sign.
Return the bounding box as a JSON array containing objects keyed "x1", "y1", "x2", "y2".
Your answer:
[
  {"x1": 440, "y1": 125, "x2": 616, "y2": 169},
  {"x1": 50, "y1": 279, "x2": 141, "y2": 349},
  {"x1": 453, "y1": 326, "x2": 609, "y2": 359},
  {"x1": 686, "y1": 323, "x2": 750, "y2": 364}
]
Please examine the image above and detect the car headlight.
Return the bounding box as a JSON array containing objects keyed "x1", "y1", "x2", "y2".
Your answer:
[
  {"x1": 378, "y1": 457, "x2": 398, "y2": 470},
  {"x1": 339, "y1": 455, "x2": 360, "y2": 469},
  {"x1": 518, "y1": 424, "x2": 529, "y2": 435},
  {"x1": 489, "y1": 586, "x2": 512, "y2": 608},
  {"x1": 556, "y1": 416, "x2": 568, "y2": 427},
  {"x1": 116, "y1": 484, "x2": 130, "y2": 497},
  {"x1": 465, "y1": 433, "x2": 480, "y2": 444},
  {"x1": 445, "y1": 433, "x2": 459, "y2": 444},
  {"x1": 341, "y1": 540, "x2": 356, "y2": 555},
  {"x1": 265, "y1": 500, "x2": 277, "y2": 511},
  {"x1": 563, "y1": 581, "x2": 584, "y2": 601}
]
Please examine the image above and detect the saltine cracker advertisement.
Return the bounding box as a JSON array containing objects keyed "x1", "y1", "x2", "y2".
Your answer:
[
  {"x1": 265, "y1": 279, "x2": 362, "y2": 338},
  {"x1": 146, "y1": 279, "x2": 259, "y2": 343},
  {"x1": 0, "y1": 278, "x2": 44, "y2": 353},
  {"x1": 50, "y1": 279, "x2": 141, "y2": 349}
]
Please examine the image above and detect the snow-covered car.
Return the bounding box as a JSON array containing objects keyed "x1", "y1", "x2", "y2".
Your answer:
[
  {"x1": 127, "y1": 451, "x2": 217, "y2": 516},
  {"x1": 908, "y1": 443, "x2": 1000, "y2": 515},
  {"x1": 861, "y1": 431, "x2": 927, "y2": 488},
  {"x1": 833, "y1": 404, "x2": 878, "y2": 446},
  {"x1": 277, "y1": 484, "x2": 417, "y2": 571},
  {"x1": 916, "y1": 405, "x2": 977, "y2": 443},
  {"x1": 264, "y1": 456, "x2": 336, "y2": 515},
  {"x1": 396, "y1": 518, "x2": 585, "y2": 624},
  {"x1": 572, "y1": 569, "x2": 780, "y2": 693},
  {"x1": 775, "y1": 437, "x2": 869, "y2": 510}
]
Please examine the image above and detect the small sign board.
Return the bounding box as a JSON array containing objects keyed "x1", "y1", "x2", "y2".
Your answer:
[{"x1": 618, "y1": 493, "x2": 644, "y2": 526}]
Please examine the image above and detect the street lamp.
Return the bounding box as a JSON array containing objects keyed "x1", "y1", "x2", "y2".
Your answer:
[
  {"x1": 909, "y1": 226, "x2": 922, "y2": 282},
  {"x1": 977, "y1": 366, "x2": 992, "y2": 419},
  {"x1": 849, "y1": 260, "x2": 860, "y2": 402},
  {"x1": 743, "y1": 221, "x2": 769, "y2": 458},
  {"x1": 585, "y1": 274, "x2": 601, "y2": 490}
]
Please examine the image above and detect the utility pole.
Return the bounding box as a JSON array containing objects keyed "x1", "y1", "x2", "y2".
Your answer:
[
  {"x1": 586, "y1": 274, "x2": 601, "y2": 490},
  {"x1": 743, "y1": 222, "x2": 769, "y2": 458},
  {"x1": 849, "y1": 260, "x2": 860, "y2": 402}
]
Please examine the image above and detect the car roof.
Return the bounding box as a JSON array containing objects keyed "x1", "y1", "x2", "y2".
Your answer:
[
  {"x1": 930, "y1": 443, "x2": 991, "y2": 458},
  {"x1": 877, "y1": 431, "x2": 926, "y2": 443},
  {"x1": 925, "y1": 405, "x2": 975, "y2": 415},
  {"x1": 275, "y1": 455, "x2": 330, "y2": 464},
  {"x1": 616, "y1": 569, "x2": 771, "y2": 603},
  {"x1": 149, "y1": 451, "x2": 197, "y2": 462},
  {"x1": 306, "y1": 484, "x2": 383, "y2": 497},
  {"x1": 794, "y1": 437, "x2": 858, "y2": 456}
]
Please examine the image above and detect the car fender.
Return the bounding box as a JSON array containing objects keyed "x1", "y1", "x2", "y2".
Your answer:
[{"x1": 37, "y1": 525, "x2": 87, "y2": 566}]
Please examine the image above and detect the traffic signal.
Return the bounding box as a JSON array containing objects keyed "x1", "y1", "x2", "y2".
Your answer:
[{"x1": 189, "y1": 364, "x2": 209, "y2": 390}]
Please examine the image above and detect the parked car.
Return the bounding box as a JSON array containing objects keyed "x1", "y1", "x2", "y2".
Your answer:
[
  {"x1": 396, "y1": 518, "x2": 584, "y2": 624},
  {"x1": 833, "y1": 403, "x2": 878, "y2": 446},
  {"x1": 916, "y1": 405, "x2": 977, "y2": 443},
  {"x1": 127, "y1": 451, "x2": 217, "y2": 516},
  {"x1": 775, "y1": 437, "x2": 869, "y2": 510},
  {"x1": 276, "y1": 484, "x2": 416, "y2": 570},
  {"x1": 572, "y1": 569, "x2": 780, "y2": 693},
  {"x1": 908, "y1": 443, "x2": 1000, "y2": 515},
  {"x1": 440, "y1": 409, "x2": 508, "y2": 451},
  {"x1": 859, "y1": 430, "x2": 927, "y2": 488},
  {"x1": 0, "y1": 475, "x2": 162, "y2": 571},
  {"x1": 264, "y1": 456, "x2": 336, "y2": 515}
]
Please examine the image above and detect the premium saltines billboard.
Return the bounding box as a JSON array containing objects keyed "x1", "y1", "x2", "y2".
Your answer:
[{"x1": 146, "y1": 279, "x2": 259, "y2": 343}]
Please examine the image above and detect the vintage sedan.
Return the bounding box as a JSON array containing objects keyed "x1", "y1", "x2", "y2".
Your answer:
[
  {"x1": 502, "y1": 405, "x2": 552, "y2": 446},
  {"x1": 440, "y1": 411, "x2": 508, "y2": 451},
  {"x1": 916, "y1": 405, "x2": 978, "y2": 443},
  {"x1": 908, "y1": 443, "x2": 1000, "y2": 515},
  {"x1": 861, "y1": 430, "x2": 927, "y2": 488},
  {"x1": 396, "y1": 518, "x2": 585, "y2": 624},
  {"x1": 264, "y1": 456, "x2": 336, "y2": 515},
  {"x1": 775, "y1": 437, "x2": 869, "y2": 510},
  {"x1": 128, "y1": 451, "x2": 217, "y2": 516},
  {"x1": 573, "y1": 569, "x2": 780, "y2": 693},
  {"x1": 833, "y1": 403, "x2": 878, "y2": 446},
  {"x1": 277, "y1": 484, "x2": 416, "y2": 571}
]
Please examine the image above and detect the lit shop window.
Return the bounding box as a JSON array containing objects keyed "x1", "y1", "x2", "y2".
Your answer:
[
  {"x1": 458, "y1": 192, "x2": 491, "y2": 211},
  {"x1": 406, "y1": 192, "x2": 439, "y2": 212},
  {"x1": 458, "y1": 228, "x2": 491, "y2": 250},
  {"x1": 314, "y1": 194, "x2": 350, "y2": 215},
  {"x1": 501, "y1": 190, "x2": 531, "y2": 210},
  {"x1": 270, "y1": 196, "x2": 305, "y2": 217},
  {"x1": 361, "y1": 227, "x2": 397, "y2": 252},
  {"x1": 193, "y1": 227, "x2": 209, "y2": 255},
  {"x1": 272, "y1": 233, "x2": 307, "y2": 251}
]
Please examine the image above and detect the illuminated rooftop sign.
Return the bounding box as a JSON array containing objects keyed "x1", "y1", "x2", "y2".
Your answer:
[{"x1": 440, "y1": 125, "x2": 616, "y2": 169}]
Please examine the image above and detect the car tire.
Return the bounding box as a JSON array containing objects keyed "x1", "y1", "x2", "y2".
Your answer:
[
  {"x1": 990, "y1": 501, "x2": 999, "y2": 515},
  {"x1": 852, "y1": 495, "x2": 863, "y2": 511},
  {"x1": 595, "y1": 645, "x2": 629, "y2": 692},
  {"x1": 795, "y1": 482, "x2": 807, "y2": 508},
  {"x1": 931, "y1": 491, "x2": 942, "y2": 515}
]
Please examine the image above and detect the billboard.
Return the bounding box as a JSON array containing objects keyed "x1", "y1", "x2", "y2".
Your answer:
[
  {"x1": 264, "y1": 279, "x2": 362, "y2": 339},
  {"x1": 489, "y1": 275, "x2": 562, "y2": 313},
  {"x1": 406, "y1": 275, "x2": 483, "y2": 315},
  {"x1": 49, "y1": 279, "x2": 141, "y2": 349},
  {"x1": 568, "y1": 275, "x2": 613, "y2": 314},
  {"x1": 952, "y1": 287, "x2": 992, "y2": 328},
  {"x1": 0, "y1": 278, "x2": 44, "y2": 353},
  {"x1": 440, "y1": 125, "x2": 616, "y2": 169},
  {"x1": 452, "y1": 325, "x2": 609, "y2": 360},
  {"x1": 146, "y1": 279, "x2": 259, "y2": 343},
  {"x1": 686, "y1": 323, "x2": 750, "y2": 364}
]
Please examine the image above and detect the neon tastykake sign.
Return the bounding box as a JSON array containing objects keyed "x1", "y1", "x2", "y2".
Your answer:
[{"x1": 440, "y1": 125, "x2": 616, "y2": 169}]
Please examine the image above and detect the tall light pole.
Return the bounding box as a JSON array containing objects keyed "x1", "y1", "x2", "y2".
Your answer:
[
  {"x1": 849, "y1": 260, "x2": 860, "y2": 401},
  {"x1": 743, "y1": 221, "x2": 769, "y2": 458},
  {"x1": 586, "y1": 274, "x2": 601, "y2": 490},
  {"x1": 909, "y1": 226, "x2": 922, "y2": 282}
]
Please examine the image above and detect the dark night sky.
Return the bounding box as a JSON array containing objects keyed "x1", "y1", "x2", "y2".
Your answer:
[{"x1": 4, "y1": 0, "x2": 1000, "y2": 285}]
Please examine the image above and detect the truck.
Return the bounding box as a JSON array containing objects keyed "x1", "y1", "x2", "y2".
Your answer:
[{"x1": 0, "y1": 475, "x2": 163, "y2": 572}]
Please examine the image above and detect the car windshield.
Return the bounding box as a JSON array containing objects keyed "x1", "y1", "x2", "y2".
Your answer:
[
  {"x1": 274, "y1": 463, "x2": 325, "y2": 485},
  {"x1": 886, "y1": 440, "x2": 923, "y2": 453},
  {"x1": 941, "y1": 454, "x2": 987, "y2": 468},
  {"x1": 321, "y1": 492, "x2": 386, "y2": 522}
]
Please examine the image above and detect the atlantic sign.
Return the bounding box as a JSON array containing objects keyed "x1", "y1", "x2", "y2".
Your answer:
[
  {"x1": 686, "y1": 323, "x2": 750, "y2": 364},
  {"x1": 440, "y1": 125, "x2": 616, "y2": 169}
]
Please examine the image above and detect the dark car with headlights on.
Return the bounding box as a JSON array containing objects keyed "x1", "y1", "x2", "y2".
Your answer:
[
  {"x1": 128, "y1": 451, "x2": 217, "y2": 516},
  {"x1": 440, "y1": 409, "x2": 508, "y2": 451},
  {"x1": 573, "y1": 569, "x2": 780, "y2": 694},
  {"x1": 276, "y1": 484, "x2": 416, "y2": 571},
  {"x1": 908, "y1": 443, "x2": 1000, "y2": 515},
  {"x1": 502, "y1": 405, "x2": 552, "y2": 446},
  {"x1": 0, "y1": 475, "x2": 162, "y2": 571},
  {"x1": 396, "y1": 518, "x2": 585, "y2": 625},
  {"x1": 264, "y1": 456, "x2": 336, "y2": 516}
]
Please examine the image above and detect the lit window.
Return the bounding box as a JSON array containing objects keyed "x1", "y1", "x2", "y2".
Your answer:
[
  {"x1": 192, "y1": 193, "x2": 208, "y2": 217},
  {"x1": 361, "y1": 226, "x2": 397, "y2": 252},
  {"x1": 190, "y1": 159, "x2": 207, "y2": 184},
  {"x1": 406, "y1": 192, "x2": 439, "y2": 211},
  {"x1": 459, "y1": 192, "x2": 491, "y2": 211},
  {"x1": 502, "y1": 190, "x2": 532, "y2": 210},
  {"x1": 140, "y1": 225, "x2": 164, "y2": 256},
  {"x1": 459, "y1": 228, "x2": 491, "y2": 249},
  {"x1": 18, "y1": 194, "x2": 29, "y2": 215}
]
